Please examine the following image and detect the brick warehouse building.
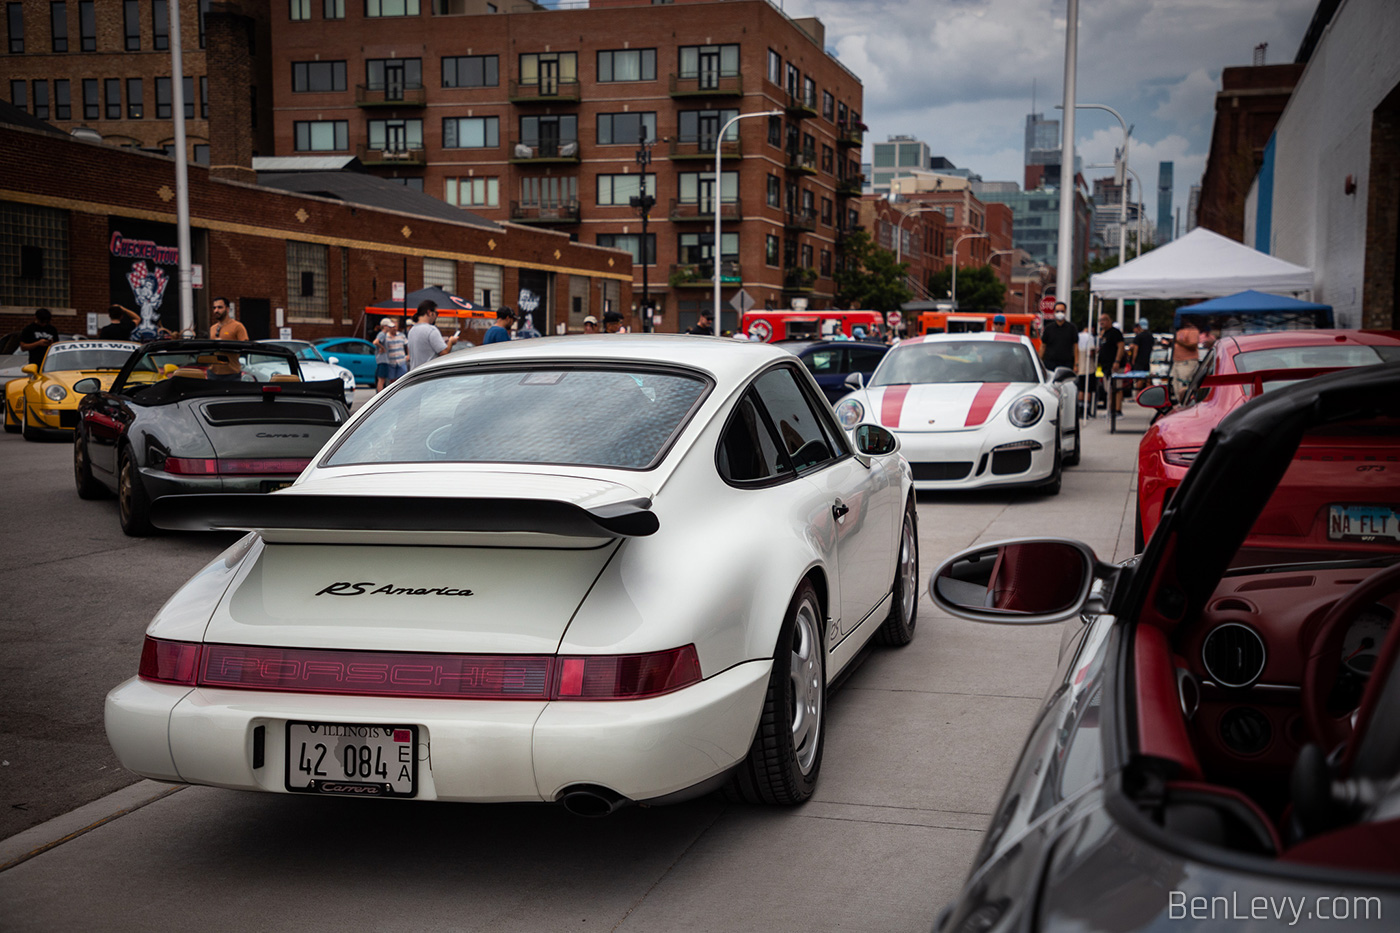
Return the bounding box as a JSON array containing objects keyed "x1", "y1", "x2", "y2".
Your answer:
[
  {"x1": 268, "y1": 0, "x2": 865, "y2": 331},
  {"x1": 0, "y1": 122, "x2": 631, "y2": 340}
]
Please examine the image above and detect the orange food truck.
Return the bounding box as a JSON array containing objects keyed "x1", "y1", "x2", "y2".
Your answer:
[
  {"x1": 364, "y1": 287, "x2": 496, "y2": 344},
  {"x1": 917, "y1": 310, "x2": 1043, "y2": 350},
  {"x1": 740, "y1": 309, "x2": 886, "y2": 343}
]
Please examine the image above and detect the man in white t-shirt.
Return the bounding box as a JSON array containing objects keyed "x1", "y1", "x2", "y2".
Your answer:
[{"x1": 407, "y1": 301, "x2": 459, "y2": 370}]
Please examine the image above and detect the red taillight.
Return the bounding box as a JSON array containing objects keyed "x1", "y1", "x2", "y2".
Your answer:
[
  {"x1": 164, "y1": 457, "x2": 218, "y2": 475},
  {"x1": 162, "y1": 457, "x2": 309, "y2": 475},
  {"x1": 138, "y1": 637, "x2": 201, "y2": 686},
  {"x1": 554, "y1": 646, "x2": 703, "y2": 700},
  {"x1": 1162, "y1": 447, "x2": 1201, "y2": 468}
]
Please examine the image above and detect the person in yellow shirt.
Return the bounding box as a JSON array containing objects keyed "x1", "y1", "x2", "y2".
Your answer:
[{"x1": 210, "y1": 297, "x2": 248, "y2": 341}]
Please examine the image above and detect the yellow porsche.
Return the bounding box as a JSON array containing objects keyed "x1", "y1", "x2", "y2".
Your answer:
[{"x1": 4, "y1": 340, "x2": 139, "y2": 440}]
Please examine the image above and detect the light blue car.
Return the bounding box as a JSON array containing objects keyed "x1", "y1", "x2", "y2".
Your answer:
[{"x1": 314, "y1": 337, "x2": 378, "y2": 386}]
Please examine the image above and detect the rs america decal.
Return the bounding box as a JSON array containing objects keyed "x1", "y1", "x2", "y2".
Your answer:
[{"x1": 316, "y1": 582, "x2": 475, "y2": 597}]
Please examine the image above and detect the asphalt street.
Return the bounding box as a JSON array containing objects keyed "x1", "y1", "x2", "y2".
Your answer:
[{"x1": 0, "y1": 394, "x2": 1148, "y2": 932}]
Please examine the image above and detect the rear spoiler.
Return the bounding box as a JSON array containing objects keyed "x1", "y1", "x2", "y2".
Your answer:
[
  {"x1": 1201, "y1": 367, "x2": 1346, "y2": 395},
  {"x1": 150, "y1": 493, "x2": 659, "y2": 538}
]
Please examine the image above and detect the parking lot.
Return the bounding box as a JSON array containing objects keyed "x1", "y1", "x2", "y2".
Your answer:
[{"x1": 0, "y1": 402, "x2": 1147, "y2": 932}]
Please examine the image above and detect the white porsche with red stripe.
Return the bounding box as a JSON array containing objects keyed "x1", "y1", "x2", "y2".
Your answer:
[{"x1": 833, "y1": 333, "x2": 1080, "y2": 493}]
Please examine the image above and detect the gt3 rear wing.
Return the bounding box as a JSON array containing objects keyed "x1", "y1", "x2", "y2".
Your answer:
[{"x1": 1201, "y1": 366, "x2": 1345, "y2": 396}]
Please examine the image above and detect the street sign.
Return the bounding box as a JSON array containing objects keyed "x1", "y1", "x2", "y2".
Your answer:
[
  {"x1": 279, "y1": 327, "x2": 293, "y2": 340},
  {"x1": 392, "y1": 281, "x2": 405, "y2": 301},
  {"x1": 1040, "y1": 295, "x2": 1056, "y2": 315},
  {"x1": 730, "y1": 289, "x2": 756, "y2": 314},
  {"x1": 191, "y1": 264, "x2": 203, "y2": 289},
  {"x1": 886, "y1": 311, "x2": 902, "y2": 328}
]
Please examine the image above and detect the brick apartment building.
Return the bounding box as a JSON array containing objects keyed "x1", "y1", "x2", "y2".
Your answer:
[
  {"x1": 0, "y1": 121, "x2": 630, "y2": 341},
  {"x1": 1, "y1": 0, "x2": 275, "y2": 162},
  {"x1": 268, "y1": 0, "x2": 866, "y2": 331},
  {"x1": 856, "y1": 195, "x2": 946, "y2": 302}
]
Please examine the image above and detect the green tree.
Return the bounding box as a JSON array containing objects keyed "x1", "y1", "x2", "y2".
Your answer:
[
  {"x1": 926, "y1": 265, "x2": 1006, "y2": 311},
  {"x1": 834, "y1": 228, "x2": 913, "y2": 312}
]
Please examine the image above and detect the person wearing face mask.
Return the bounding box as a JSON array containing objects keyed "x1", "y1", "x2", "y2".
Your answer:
[{"x1": 1039, "y1": 301, "x2": 1078, "y2": 373}]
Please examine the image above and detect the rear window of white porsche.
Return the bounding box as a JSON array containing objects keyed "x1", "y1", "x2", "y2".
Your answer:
[{"x1": 326, "y1": 366, "x2": 709, "y2": 470}]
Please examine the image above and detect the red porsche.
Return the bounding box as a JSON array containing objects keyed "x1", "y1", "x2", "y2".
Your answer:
[{"x1": 1135, "y1": 329, "x2": 1400, "y2": 551}]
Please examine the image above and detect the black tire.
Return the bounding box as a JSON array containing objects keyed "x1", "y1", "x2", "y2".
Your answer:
[
  {"x1": 21, "y1": 405, "x2": 40, "y2": 441},
  {"x1": 118, "y1": 448, "x2": 155, "y2": 536},
  {"x1": 1040, "y1": 433, "x2": 1063, "y2": 496},
  {"x1": 875, "y1": 499, "x2": 918, "y2": 647},
  {"x1": 1063, "y1": 412, "x2": 1081, "y2": 467},
  {"x1": 74, "y1": 431, "x2": 108, "y2": 500},
  {"x1": 1134, "y1": 502, "x2": 1145, "y2": 554},
  {"x1": 3, "y1": 399, "x2": 19, "y2": 434},
  {"x1": 726, "y1": 581, "x2": 826, "y2": 805}
]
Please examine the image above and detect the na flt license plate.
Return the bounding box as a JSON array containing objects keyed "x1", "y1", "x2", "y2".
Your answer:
[
  {"x1": 285, "y1": 722, "x2": 418, "y2": 797},
  {"x1": 1327, "y1": 504, "x2": 1400, "y2": 542}
]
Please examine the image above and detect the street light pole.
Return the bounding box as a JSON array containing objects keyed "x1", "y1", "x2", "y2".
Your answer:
[
  {"x1": 950, "y1": 232, "x2": 989, "y2": 308},
  {"x1": 1125, "y1": 165, "x2": 1145, "y2": 258},
  {"x1": 631, "y1": 136, "x2": 656, "y2": 332},
  {"x1": 1054, "y1": 0, "x2": 1079, "y2": 332},
  {"x1": 1060, "y1": 101, "x2": 1131, "y2": 329},
  {"x1": 713, "y1": 109, "x2": 782, "y2": 337}
]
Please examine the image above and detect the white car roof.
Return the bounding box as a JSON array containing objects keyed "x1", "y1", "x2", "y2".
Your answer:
[{"x1": 894, "y1": 332, "x2": 1037, "y2": 350}]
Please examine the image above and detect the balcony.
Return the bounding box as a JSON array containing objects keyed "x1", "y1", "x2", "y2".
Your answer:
[
  {"x1": 356, "y1": 144, "x2": 427, "y2": 166},
  {"x1": 510, "y1": 199, "x2": 581, "y2": 224},
  {"x1": 509, "y1": 138, "x2": 581, "y2": 164},
  {"x1": 785, "y1": 148, "x2": 818, "y2": 175},
  {"x1": 669, "y1": 72, "x2": 743, "y2": 98},
  {"x1": 785, "y1": 208, "x2": 817, "y2": 232},
  {"x1": 783, "y1": 267, "x2": 818, "y2": 293},
  {"x1": 836, "y1": 121, "x2": 865, "y2": 148},
  {"x1": 669, "y1": 198, "x2": 741, "y2": 222},
  {"x1": 355, "y1": 84, "x2": 427, "y2": 108},
  {"x1": 669, "y1": 261, "x2": 741, "y2": 287},
  {"x1": 785, "y1": 90, "x2": 819, "y2": 119},
  {"x1": 668, "y1": 136, "x2": 742, "y2": 161},
  {"x1": 508, "y1": 79, "x2": 581, "y2": 104},
  {"x1": 835, "y1": 173, "x2": 865, "y2": 197}
]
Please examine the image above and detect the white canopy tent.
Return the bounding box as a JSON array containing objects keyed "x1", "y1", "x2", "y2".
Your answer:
[{"x1": 1089, "y1": 227, "x2": 1314, "y2": 300}]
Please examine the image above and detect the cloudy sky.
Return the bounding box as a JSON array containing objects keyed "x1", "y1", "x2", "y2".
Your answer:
[{"x1": 778, "y1": 0, "x2": 1318, "y2": 232}]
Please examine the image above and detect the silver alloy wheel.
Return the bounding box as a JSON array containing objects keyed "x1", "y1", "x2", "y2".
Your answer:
[
  {"x1": 118, "y1": 458, "x2": 133, "y2": 520},
  {"x1": 789, "y1": 596, "x2": 824, "y2": 775},
  {"x1": 898, "y1": 516, "x2": 917, "y2": 627}
]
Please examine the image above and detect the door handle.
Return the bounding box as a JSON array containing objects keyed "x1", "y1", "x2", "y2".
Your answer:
[{"x1": 832, "y1": 500, "x2": 849, "y2": 520}]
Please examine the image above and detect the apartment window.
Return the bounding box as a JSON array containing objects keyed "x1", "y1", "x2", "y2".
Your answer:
[
  {"x1": 0, "y1": 202, "x2": 69, "y2": 308},
  {"x1": 289, "y1": 0, "x2": 309, "y2": 18},
  {"x1": 785, "y1": 63, "x2": 798, "y2": 96},
  {"x1": 126, "y1": 78, "x2": 142, "y2": 118},
  {"x1": 82, "y1": 78, "x2": 98, "y2": 119},
  {"x1": 366, "y1": 58, "x2": 422, "y2": 91},
  {"x1": 820, "y1": 249, "x2": 831, "y2": 277},
  {"x1": 837, "y1": 101, "x2": 847, "y2": 127},
  {"x1": 821, "y1": 145, "x2": 833, "y2": 174},
  {"x1": 367, "y1": 118, "x2": 422, "y2": 151},
  {"x1": 801, "y1": 243, "x2": 813, "y2": 269},
  {"x1": 518, "y1": 51, "x2": 576, "y2": 88},
  {"x1": 677, "y1": 108, "x2": 737, "y2": 146},
  {"x1": 596, "y1": 234, "x2": 655, "y2": 266},
  {"x1": 183, "y1": 76, "x2": 195, "y2": 119},
  {"x1": 442, "y1": 54, "x2": 497, "y2": 88},
  {"x1": 519, "y1": 114, "x2": 576, "y2": 154},
  {"x1": 293, "y1": 119, "x2": 348, "y2": 151},
  {"x1": 32, "y1": 81, "x2": 48, "y2": 119},
  {"x1": 766, "y1": 175, "x2": 780, "y2": 208},
  {"x1": 7, "y1": 2, "x2": 22, "y2": 53},
  {"x1": 193, "y1": 144, "x2": 209, "y2": 164},
  {"x1": 423, "y1": 256, "x2": 456, "y2": 293},
  {"x1": 366, "y1": 0, "x2": 418, "y2": 15},
  {"x1": 596, "y1": 111, "x2": 655, "y2": 146},
  {"x1": 802, "y1": 76, "x2": 816, "y2": 108},
  {"x1": 766, "y1": 49, "x2": 780, "y2": 85},
  {"x1": 803, "y1": 132, "x2": 816, "y2": 155},
  {"x1": 678, "y1": 171, "x2": 736, "y2": 204},
  {"x1": 598, "y1": 48, "x2": 655, "y2": 82},
  {"x1": 520, "y1": 175, "x2": 576, "y2": 207},
  {"x1": 678, "y1": 44, "x2": 738, "y2": 79},
  {"x1": 783, "y1": 238, "x2": 797, "y2": 269},
  {"x1": 442, "y1": 116, "x2": 497, "y2": 148},
  {"x1": 152, "y1": 0, "x2": 167, "y2": 47},
  {"x1": 200, "y1": 76, "x2": 207, "y2": 118},
  {"x1": 50, "y1": 1, "x2": 67, "y2": 51},
  {"x1": 122, "y1": 0, "x2": 138, "y2": 49},
  {"x1": 292, "y1": 61, "x2": 347, "y2": 92},
  {"x1": 324, "y1": 0, "x2": 344, "y2": 18},
  {"x1": 679, "y1": 231, "x2": 737, "y2": 265},
  {"x1": 767, "y1": 115, "x2": 781, "y2": 147},
  {"x1": 9, "y1": 80, "x2": 27, "y2": 112},
  {"x1": 445, "y1": 176, "x2": 498, "y2": 208},
  {"x1": 286, "y1": 241, "x2": 330, "y2": 319},
  {"x1": 154, "y1": 77, "x2": 170, "y2": 117},
  {"x1": 104, "y1": 78, "x2": 120, "y2": 119},
  {"x1": 54, "y1": 79, "x2": 70, "y2": 119},
  {"x1": 77, "y1": 0, "x2": 93, "y2": 50},
  {"x1": 198, "y1": 0, "x2": 210, "y2": 46},
  {"x1": 766, "y1": 234, "x2": 779, "y2": 266},
  {"x1": 821, "y1": 197, "x2": 832, "y2": 225},
  {"x1": 595, "y1": 173, "x2": 654, "y2": 206},
  {"x1": 822, "y1": 91, "x2": 834, "y2": 121}
]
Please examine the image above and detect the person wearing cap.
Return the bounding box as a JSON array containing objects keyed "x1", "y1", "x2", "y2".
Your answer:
[
  {"x1": 372, "y1": 317, "x2": 408, "y2": 392},
  {"x1": 582, "y1": 315, "x2": 600, "y2": 334},
  {"x1": 484, "y1": 307, "x2": 515, "y2": 344}
]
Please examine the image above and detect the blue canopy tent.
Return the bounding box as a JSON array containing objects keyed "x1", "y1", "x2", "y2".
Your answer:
[{"x1": 1174, "y1": 290, "x2": 1334, "y2": 333}]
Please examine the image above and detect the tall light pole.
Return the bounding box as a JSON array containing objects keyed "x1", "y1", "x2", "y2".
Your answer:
[
  {"x1": 1054, "y1": 0, "x2": 1079, "y2": 331},
  {"x1": 168, "y1": 0, "x2": 193, "y2": 334},
  {"x1": 630, "y1": 135, "x2": 656, "y2": 332},
  {"x1": 1061, "y1": 101, "x2": 1131, "y2": 329},
  {"x1": 950, "y1": 232, "x2": 989, "y2": 308},
  {"x1": 714, "y1": 109, "x2": 782, "y2": 336}
]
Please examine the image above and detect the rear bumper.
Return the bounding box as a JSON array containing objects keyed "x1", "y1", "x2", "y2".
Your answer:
[
  {"x1": 105, "y1": 659, "x2": 771, "y2": 803},
  {"x1": 140, "y1": 467, "x2": 301, "y2": 498}
]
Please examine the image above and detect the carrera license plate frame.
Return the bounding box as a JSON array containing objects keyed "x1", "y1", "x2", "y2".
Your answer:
[
  {"x1": 285, "y1": 721, "x2": 418, "y2": 798},
  {"x1": 1327, "y1": 504, "x2": 1400, "y2": 543}
]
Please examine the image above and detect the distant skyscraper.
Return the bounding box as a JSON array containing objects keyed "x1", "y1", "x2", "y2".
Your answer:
[
  {"x1": 1157, "y1": 162, "x2": 1174, "y2": 244},
  {"x1": 870, "y1": 135, "x2": 931, "y2": 194}
]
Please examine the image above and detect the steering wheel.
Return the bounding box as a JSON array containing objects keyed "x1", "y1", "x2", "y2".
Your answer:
[{"x1": 1302, "y1": 562, "x2": 1400, "y2": 760}]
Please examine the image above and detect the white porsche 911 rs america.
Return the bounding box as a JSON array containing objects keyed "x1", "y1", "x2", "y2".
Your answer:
[
  {"x1": 832, "y1": 333, "x2": 1080, "y2": 494},
  {"x1": 105, "y1": 336, "x2": 918, "y2": 813}
]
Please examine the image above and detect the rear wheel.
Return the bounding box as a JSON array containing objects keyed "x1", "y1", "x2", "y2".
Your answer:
[
  {"x1": 74, "y1": 431, "x2": 108, "y2": 500},
  {"x1": 726, "y1": 581, "x2": 825, "y2": 805},
  {"x1": 875, "y1": 499, "x2": 919, "y2": 646},
  {"x1": 118, "y1": 449, "x2": 154, "y2": 536}
]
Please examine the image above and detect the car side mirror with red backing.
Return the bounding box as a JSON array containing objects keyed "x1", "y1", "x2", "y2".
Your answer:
[
  {"x1": 1137, "y1": 385, "x2": 1172, "y2": 410},
  {"x1": 929, "y1": 539, "x2": 1100, "y2": 625}
]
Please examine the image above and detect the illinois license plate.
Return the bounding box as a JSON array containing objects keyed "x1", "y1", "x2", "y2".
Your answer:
[
  {"x1": 1328, "y1": 505, "x2": 1400, "y2": 542},
  {"x1": 285, "y1": 722, "x2": 417, "y2": 797}
]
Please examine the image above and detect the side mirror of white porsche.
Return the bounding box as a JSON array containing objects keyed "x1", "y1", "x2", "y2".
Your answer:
[
  {"x1": 1051, "y1": 366, "x2": 1076, "y2": 384},
  {"x1": 853, "y1": 423, "x2": 900, "y2": 457},
  {"x1": 844, "y1": 371, "x2": 864, "y2": 390},
  {"x1": 929, "y1": 539, "x2": 1098, "y2": 625}
]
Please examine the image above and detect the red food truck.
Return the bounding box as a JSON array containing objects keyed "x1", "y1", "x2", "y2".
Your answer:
[{"x1": 740, "y1": 309, "x2": 886, "y2": 343}]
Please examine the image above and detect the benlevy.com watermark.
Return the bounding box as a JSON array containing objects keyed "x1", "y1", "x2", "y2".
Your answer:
[{"x1": 1170, "y1": 892, "x2": 1382, "y2": 925}]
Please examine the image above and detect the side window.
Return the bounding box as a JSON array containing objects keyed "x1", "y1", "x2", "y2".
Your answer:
[
  {"x1": 1185, "y1": 349, "x2": 1216, "y2": 406},
  {"x1": 848, "y1": 346, "x2": 884, "y2": 373},
  {"x1": 804, "y1": 347, "x2": 843, "y2": 375},
  {"x1": 753, "y1": 366, "x2": 835, "y2": 472},
  {"x1": 717, "y1": 390, "x2": 790, "y2": 483}
]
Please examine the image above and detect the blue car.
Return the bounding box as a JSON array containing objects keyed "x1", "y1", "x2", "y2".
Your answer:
[
  {"x1": 781, "y1": 339, "x2": 890, "y2": 404},
  {"x1": 314, "y1": 337, "x2": 378, "y2": 386}
]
